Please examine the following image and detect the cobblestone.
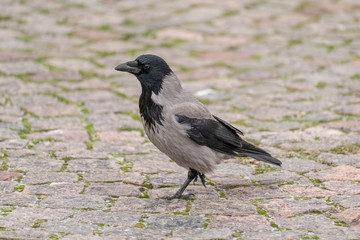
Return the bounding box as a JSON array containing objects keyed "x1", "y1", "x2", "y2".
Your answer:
[{"x1": 0, "y1": 0, "x2": 359, "y2": 239}]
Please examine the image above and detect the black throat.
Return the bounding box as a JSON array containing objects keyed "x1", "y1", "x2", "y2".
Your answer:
[{"x1": 139, "y1": 83, "x2": 164, "y2": 131}]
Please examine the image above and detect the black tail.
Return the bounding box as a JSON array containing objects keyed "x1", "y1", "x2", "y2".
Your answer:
[{"x1": 238, "y1": 141, "x2": 282, "y2": 166}]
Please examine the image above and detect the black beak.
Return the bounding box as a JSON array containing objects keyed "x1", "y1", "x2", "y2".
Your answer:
[{"x1": 114, "y1": 60, "x2": 140, "y2": 74}]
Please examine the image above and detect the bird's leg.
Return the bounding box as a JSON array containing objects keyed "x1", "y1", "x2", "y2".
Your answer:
[
  {"x1": 167, "y1": 168, "x2": 198, "y2": 199},
  {"x1": 193, "y1": 173, "x2": 207, "y2": 188}
]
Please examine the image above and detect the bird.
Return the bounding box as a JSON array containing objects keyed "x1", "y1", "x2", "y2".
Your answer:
[{"x1": 115, "y1": 54, "x2": 282, "y2": 199}]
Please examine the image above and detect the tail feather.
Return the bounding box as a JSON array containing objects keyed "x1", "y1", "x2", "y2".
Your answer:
[{"x1": 238, "y1": 141, "x2": 282, "y2": 166}]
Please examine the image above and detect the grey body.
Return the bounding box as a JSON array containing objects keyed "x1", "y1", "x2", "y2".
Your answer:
[{"x1": 144, "y1": 73, "x2": 223, "y2": 173}]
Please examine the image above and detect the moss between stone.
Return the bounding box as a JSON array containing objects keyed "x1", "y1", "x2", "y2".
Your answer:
[
  {"x1": 84, "y1": 123, "x2": 100, "y2": 142},
  {"x1": 329, "y1": 143, "x2": 360, "y2": 154},
  {"x1": 140, "y1": 190, "x2": 149, "y2": 199},
  {"x1": 47, "y1": 233, "x2": 68, "y2": 240},
  {"x1": 0, "y1": 207, "x2": 16, "y2": 217},
  {"x1": 32, "y1": 219, "x2": 48, "y2": 228},
  {"x1": 253, "y1": 163, "x2": 277, "y2": 175},
  {"x1": 256, "y1": 207, "x2": 269, "y2": 218},
  {"x1": 142, "y1": 175, "x2": 153, "y2": 189},
  {"x1": 116, "y1": 157, "x2": 133, "y2": 173},
  {"x1": 134, "y1": 222, "x2": 146, "y2": 228},
  {"x1": 203, "y1": 218, "x2": 211, "y2": 229},
  {"x1": 13, "y1": 184, "x2": 25, "y2": 192},
  {"x1": 59, "y1": 157, "x2": 70, "y2": 172},
  {"x1": 299, "y1": 233, "x2": 319, "y2": 240}
]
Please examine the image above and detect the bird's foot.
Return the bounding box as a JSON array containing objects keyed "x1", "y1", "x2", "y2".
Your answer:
[{"x1": 193, "y1": 173, "x2": 207, "y2": 188}]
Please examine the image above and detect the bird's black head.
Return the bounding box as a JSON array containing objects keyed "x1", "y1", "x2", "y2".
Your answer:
[{"x1": 115, "y1": 54, "x2": 172, "y2": 94}]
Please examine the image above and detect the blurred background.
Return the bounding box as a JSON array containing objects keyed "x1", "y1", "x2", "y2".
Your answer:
[{"x1": 1, "y1": 0, "x2": 359, "y2": 149}]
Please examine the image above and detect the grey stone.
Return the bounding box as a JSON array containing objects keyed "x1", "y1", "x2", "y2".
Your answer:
[
  {"x1": 244, "y1": 107, "x2": 298, "y2": 121},
  {"x1": 46, "y1": 58, "x2": 97, "y2": 72},
  {"x1": 92, "y1": 141, "x2": 150, "y2": 155},
  {"x1": 226, "y1": 185, "x2": 290, "y2": 201},
  {"x1": 323, "y1": 181, "x2": 360, "y2": 195},
  {"x1": 321, "y1": 120, "x2": 360, "y2": 132},
  {"x1": 113, "y1": 197, "x2": 186, "y2": 213},
  {"x1": 8, "y1": 157, "x2": 64, "y2": 172},
  {"x1": 0, "y1": 61, "x2": 48, "y2": 74},
  {"x1": 148, "y1": 173, "x2": 186, "y2": 188},
  {"x1": 85, "y1": 100, "x2": 138, "y2": 114},
  {"x1": 32, "y1": 141, "x2": 87, "y2": 152},
  {"x1": 259, "y1": 198, "x2": 338, "y2": 218},
  {"x1": 28, "y1": 71, "x2": 82, "y2": 82},
  {"x1": 249, "y1": 171, "x2": 309, "y2": 185},
  {"x1": 0, "y1": 182, "x2": 17, "y2": 193},
  {"x1": 330, "y1": 195, "x2": 360, "y2": 208},
  {"x1": 280, "y1": 184, "x2": 336, "y2": 198},
  {"x1": 27, "y1": 129, "x2": 89, "y2": 142},
  {"x1": 62, "y1": 235, "x2": 105, "y2": 240},
  {"x1": 83, "y1": 172, "x2": 144, "y2": 185},
  {"x1": 149, "y1": 185, "x2": 219, "y2": 200},
  {"x1": 25, "y1": 183, "x2": 84, "y2": 195},
  {"x1": 334, "y1": 104, "x2": 360, "y2": 115},
  {"x1": 22, "y1": 171, "x2": 79, "y2": 184},
  {"x1": 56, "y1": 78, "x2": 110, "y2": 90},
  {"x1": 6, "y1": 207, "x2": 73, "y2": 221},
  {"x1": 0, "y1": 230, "x2": 51, "y2": 239},
  {"x1": 88, "y1": 113, "x2": 142, "y2": 131},
  {"x1": 0, "y1": 193, "x2": 37, "y2": 206},
  {"x1": 40, "y1": 195, "x2": 106, "y2": 209},
  {"x1": 274, "y1": 214, "x2": 335, "y2": 231},
  {"x1": 67, "y1": 159, "x2": 120, "y2": 172},
  {"x1": 314, "y1": 227, "x2": 360, "y2": 240},
  {"x1": 84, "y1": 182, "x2": 141, "y2": 197},
  {"x1": 72, "y1": 210, "x2": 141, "y2": 227},
  {"x1": 58, "y1": 90, "x2": 119, "y2": 103},
  {"x1": 305, "y1": 165, "x2": 360, "y2": 181},
  {"x1": 302, "y1": 111, "x2": 340, "y2": 122},
  {"x1": 208, "y1": 215, "x2": 272, "y2": 232},
  {"x1": 40, "y1": 221, "x2": 96, "y2": 235},
  {"x1": 0, "y1": 172, "x2": 22, "y2": 181},
  {"x1": 29, "y1": 117, "x2": 84, "y2": 131},
  {"x1": 207, "y1": 173, "x2": 252, "y2": 189},
  {"x1": 190, "y1": 199, "x2": 257, "y2": 216},
  {"x1": 146, "y1": 214, "x2": 206, "y2": 229},
  {"x1": 317, "y1": 152, "x2": 360, "y2": 166},
  {"x1": 55, "y1": 148, "x2": 108, "y2": 159},
  {"x1": 172, "y1": 228, "x2": 234, "y2": 240},
  {"x1": 280, "y1": 157, "x2": 330, "y2": 173},
  {"x1": 103, "y1": 227, "x2": 169, "y2": 239},
  {"x1": 242, "y1": 230, "x2": 313, "y2": 240},
  {"x1": 0, "y1": 128, "x2": 19, "y2": 139}
]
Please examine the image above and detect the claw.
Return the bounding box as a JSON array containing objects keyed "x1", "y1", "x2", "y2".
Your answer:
[{"x1": 199, "y1": 173, "x2": 207, "y2": 188}]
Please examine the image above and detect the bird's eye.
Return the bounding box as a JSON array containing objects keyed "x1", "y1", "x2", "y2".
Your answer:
[{"x1": 143, "y1": 64, "x2": 150, "y2": 70}]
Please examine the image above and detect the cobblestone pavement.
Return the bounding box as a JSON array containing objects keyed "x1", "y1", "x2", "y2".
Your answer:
[{"x1": 0, "y1": 0, "x2": 360, "y2": 239}]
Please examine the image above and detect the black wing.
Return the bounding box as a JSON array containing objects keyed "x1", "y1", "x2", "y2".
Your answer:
[
  {"x1": 176, "y1": 114, "x2": 282, "y2": 166},
  {"x1": 176, "y1": 114, "x2": 242, "y2": 156},
  {"x1": 213, "y1": 115, "x2": 243, "y2": 135}
]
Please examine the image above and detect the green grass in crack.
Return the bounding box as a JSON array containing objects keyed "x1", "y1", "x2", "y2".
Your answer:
[
  {"x1": 0, "y1": 207, "x2": 15, "y2": 217},
  {"x1": 84, "y1": 123, "x2": 100, "y2": 142},
  {"x1": 350, "y1": 73, "x2": 360, "y2": 80},
  {"x1": 329, "y1": 143, "x2": 360, "y2": 154},
  {"x1": 253, "y1": 163, "x2": 277, "y2": 175}
]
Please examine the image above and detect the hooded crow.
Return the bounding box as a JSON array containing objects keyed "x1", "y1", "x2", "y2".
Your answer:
[{"x1": 115, "y1": 54, "x2": 282, "y2": 199}]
